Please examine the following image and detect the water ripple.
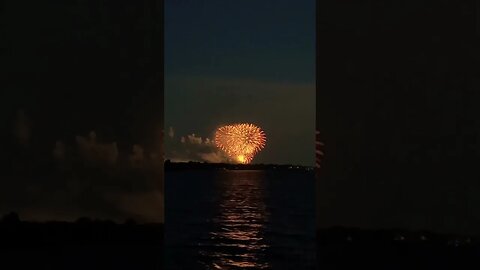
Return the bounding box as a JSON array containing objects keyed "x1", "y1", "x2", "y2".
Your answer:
[{"x1": 198, "y1": 171, "x2": 270, "y2": 269}]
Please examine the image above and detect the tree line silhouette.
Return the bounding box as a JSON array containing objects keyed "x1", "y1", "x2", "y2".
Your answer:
[{"x1": 164, "y1": 160, "x2": 312, "y2": 171}]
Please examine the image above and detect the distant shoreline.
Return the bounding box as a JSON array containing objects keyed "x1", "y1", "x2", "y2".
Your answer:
[{"x1": 164, "y1": 161, "x2": 314, "y2": 171}]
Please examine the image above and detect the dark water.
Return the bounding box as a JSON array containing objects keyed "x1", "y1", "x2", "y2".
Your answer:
[{"x1": 165, "y1": 169, "x2": 316, "y2": 270}]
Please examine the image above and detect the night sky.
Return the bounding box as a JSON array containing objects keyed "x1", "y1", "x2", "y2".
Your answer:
[
  {"x1": 6, "y1": 0, "x2": 479, "y2": 239},
  {"x1": 0, "y1": 0, "x2": 164, "y2": 222},
  {"x1": 164, "y1": 0, "x2": 315, "y2": 166},
  {"x1": 317, "y1": 2, "x2": 480, "y2": 235}
]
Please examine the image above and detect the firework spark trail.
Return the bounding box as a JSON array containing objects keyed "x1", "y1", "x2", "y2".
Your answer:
[{"x1": 214, "y1": 123, "x2": 266, "y2": 164}]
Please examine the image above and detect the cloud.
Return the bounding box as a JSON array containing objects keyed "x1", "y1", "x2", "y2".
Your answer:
[
  {"x1": 75, "y1": 131, "x2": 119, "y2": 166},
  {"x1": 129, "y1": 144, "x2": 145, "y2": 168},
  {"x1": 165, "y1": 128, "x2": 227, "y2": 163},
  {"x1": 198, "y1": 152, "x2": 226, "y2": 163},
  {"x1": 204, "y1": 138, "x2": 212, "y2": 145},
  {"x1": 71, "y1": 130, "x2": 163, "y2": 172},
  {"x1": 187, "y1": 133, "x2": 202, "y2": 144},
  {"x1": 5, "y1": 132, "x2": 164, "y2": 223},
  {"x1": 1, "y1": 118, "x2": 164, "y2": 224}
]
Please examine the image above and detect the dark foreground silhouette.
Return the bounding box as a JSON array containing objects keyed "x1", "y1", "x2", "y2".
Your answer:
[
  {"x1": 0, "y1": 213, "x2": 163, "y2": 270},
  {"x1": 318, "y1": 227, "x2": 480, "y2": 270},
  {"x1": 165, "y1": 160, "x2": 311, "y2": 171}
]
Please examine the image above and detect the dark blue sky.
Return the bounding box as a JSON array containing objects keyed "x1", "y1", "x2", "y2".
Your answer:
[{"x1": 165, "y1": 0, "x2": 315, "y2": 165}]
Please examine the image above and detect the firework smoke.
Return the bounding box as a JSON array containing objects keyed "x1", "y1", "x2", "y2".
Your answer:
[{"x1": 214, "y1": 123, "x2": 266, "y2": 164}]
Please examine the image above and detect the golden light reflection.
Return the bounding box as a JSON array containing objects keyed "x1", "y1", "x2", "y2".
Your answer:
[{"x1": 200, "y1": 170, "x2": 270, "y2": 269}]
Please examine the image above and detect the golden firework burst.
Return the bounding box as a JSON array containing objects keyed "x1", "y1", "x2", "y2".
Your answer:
[{"x1": 214, "y1": 123, "x2": 266, "y2": 164}]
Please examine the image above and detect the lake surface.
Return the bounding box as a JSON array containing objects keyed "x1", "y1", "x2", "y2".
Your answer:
[{"x1": 165, "y1": 169, "x2": 316, "y2": 269}]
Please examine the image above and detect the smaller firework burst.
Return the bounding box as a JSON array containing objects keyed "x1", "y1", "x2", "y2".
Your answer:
[{"x1": 214, "y1": 123, "x2": 266, "y2": 164}]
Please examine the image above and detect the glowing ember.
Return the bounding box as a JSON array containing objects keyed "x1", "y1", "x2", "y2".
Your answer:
[{"x1": 214, "y1": 123, "x2": 266, "y2": 164}]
